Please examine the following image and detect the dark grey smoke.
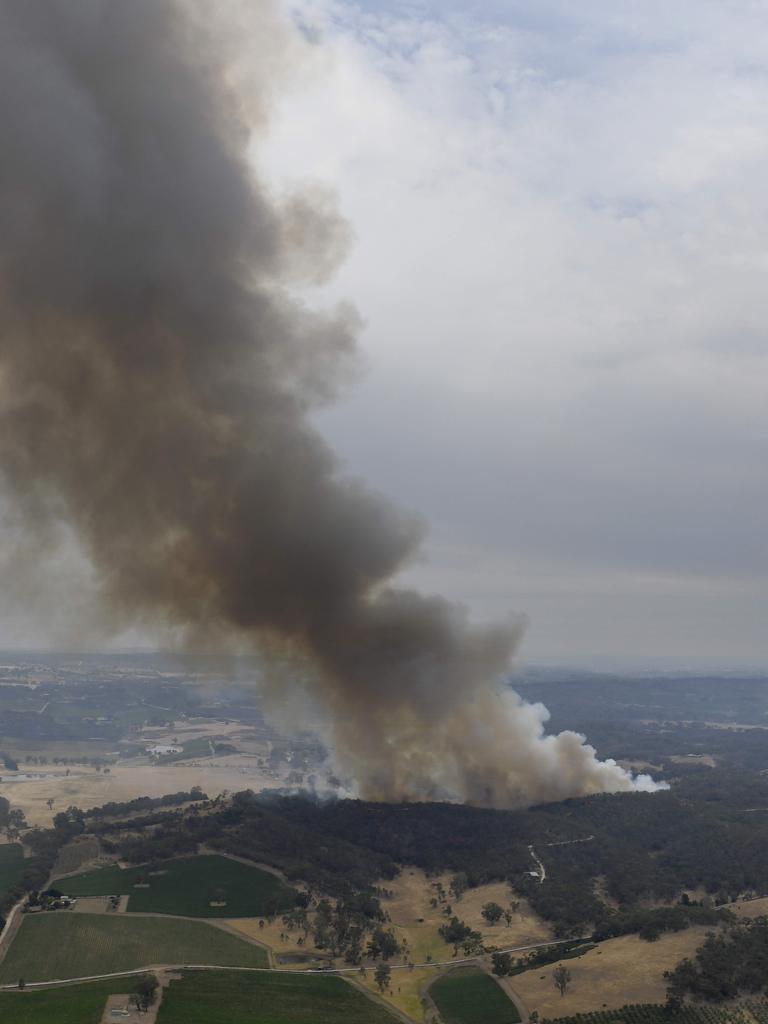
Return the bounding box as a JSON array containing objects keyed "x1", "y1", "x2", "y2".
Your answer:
[{"x1": 0, "y1": 0, "x2": 660, "y2": 806}]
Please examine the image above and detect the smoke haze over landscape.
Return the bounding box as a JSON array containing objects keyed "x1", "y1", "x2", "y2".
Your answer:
[{"x1": 0, "y1": 0, "x2": 662, "y2": 806}]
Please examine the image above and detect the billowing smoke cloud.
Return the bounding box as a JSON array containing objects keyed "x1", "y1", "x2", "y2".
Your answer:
[{"x1": 0, "y1": 0, "x2": 661, "y2": 807}]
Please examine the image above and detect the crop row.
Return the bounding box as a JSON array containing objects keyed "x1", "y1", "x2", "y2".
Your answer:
[{"x1": 544, "y1": 1000, "x2": 768, "y2": 1024}]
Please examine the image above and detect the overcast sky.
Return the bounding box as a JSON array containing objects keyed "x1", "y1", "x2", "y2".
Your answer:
[
  {"x1": 258, "y1": 0, "x2": 768, "y2": 668},
  {"x1": 1, "y1": 1, "x2": 766, "y2": 670}
]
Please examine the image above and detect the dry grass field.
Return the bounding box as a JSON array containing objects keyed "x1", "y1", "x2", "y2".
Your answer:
[
  {"x1": 733, "y1": 896, "x2": 768, "y2": 920},
  {"x1": 509, "y1": 926, "x2": 714, "y2": 1019},
  {"x1": 229, "y1": 870, "x2": 552, "y2": 1022},
  {"x1": 372, "y1": 872, "x2": 549, "y2": 1021},
  {"x1": 381, "y1": 869, "x2": 552, "y2": 966},
  {"x1": 226, "y1": 917, "x2": 326, "y2": 968},
  {"x1": 4, "y1": 760, "x2": 287, "y2": 826},
  {"x1": 358, "y1": 963, "x2": 437, "y2": 1022}
]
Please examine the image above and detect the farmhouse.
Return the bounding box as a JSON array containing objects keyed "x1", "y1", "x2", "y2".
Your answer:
[{"x1": 146, "y1": 744, "x2": 181, "y2": 756}]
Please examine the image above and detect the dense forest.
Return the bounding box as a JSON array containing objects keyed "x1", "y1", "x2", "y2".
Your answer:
[
  {"x1": 666, "y1": 919, "x2": 768, "y2": 1002},
  {"x1": 66, "y1": 784, "x2": 768, "y2": 938}
]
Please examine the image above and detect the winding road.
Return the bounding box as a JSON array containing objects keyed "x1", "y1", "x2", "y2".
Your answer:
[{"x1": 528, "y1": 845, "x2": 546, "y2": 884}]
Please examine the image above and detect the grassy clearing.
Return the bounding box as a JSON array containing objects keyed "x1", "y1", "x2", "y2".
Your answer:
[
  {"x1": 376, "y1": 869, "x2": 551, "y2": 967},
  {"x1": 0, "y1": 844, "x2": 25, "y2": 901},
  {"x1": 0, "y1": 977, "x2": 152, "y2": 1024},
  {"x1": 59, "y1": 854, "x2": 295, "y2": 917},
  {"x1": 157, "y1": 968, "x2": 399, "y2": 1024},
  {"x1": 359, "y1": 964, "x2": 436, "y2": 1022},
  {"x1": 430, "y1": 966, "x2": 520, "y2": 1024},
  {"x1": 0, "y1": 912, "x2": 267, "y2": 983},
  {"x1": 510, "y1": 927, "x2": 712, "y2": 1018}
]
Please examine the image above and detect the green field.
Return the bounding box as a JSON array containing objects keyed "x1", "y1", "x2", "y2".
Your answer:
[
  {"x1": 0, "y1": 913, "x2": 268, "y2": 983},
  {"x1": 0, "y1": 977, "x2": 152, "y2": 1024},
  {"x1": 158, "y1": 969, "x2": 399, "y2": 1024},
  {"x1": 59, "y1": 854, "x2": 296, "y2": 917},
  {"x1": 429, "y1": 966, "x2": 520, "y2": 1024},
  {"x1": 0, "y1": 844, "x2": 25, "y2": 901}
]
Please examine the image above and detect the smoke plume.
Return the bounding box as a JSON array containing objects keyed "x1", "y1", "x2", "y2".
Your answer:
[{"x1": 0, "y1": 0, "x2": 661, "y2": 807}]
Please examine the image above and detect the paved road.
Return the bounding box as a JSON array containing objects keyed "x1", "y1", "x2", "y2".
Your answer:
[{"x1": 0, "y1": 936, "x2": 583, "y2": 990}]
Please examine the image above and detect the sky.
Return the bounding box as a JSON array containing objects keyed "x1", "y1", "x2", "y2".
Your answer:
[
  {"x1": 255, "y1": 0, "x2": 768, "y2": 668},
  {"x1": 1, "y1": 0, "x2": 767, "y2": 669}
]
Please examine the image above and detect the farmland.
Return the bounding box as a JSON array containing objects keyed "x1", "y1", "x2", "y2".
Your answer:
[
  {"x1": 156, "y1": 968, "x2": 400, "y2": 1024},
  {"x1": 59, "y1": 854, "x2": 296, "y2": 917},
  {"x1": 0, "y1": 913, "x2": 267, "y2": 983},
  {"x1": 0, "y1": 977, "x2": 153, "y2": 1024},
  {"x1": 0, "y1": 844, "x2": 25, "y2": 902},
  {"x1": 429, "y1": 966, "x2": 520, "y2": 1024},
  {"x1": 542, "y1": 1001, "x2": 768, "y2": 1024}
]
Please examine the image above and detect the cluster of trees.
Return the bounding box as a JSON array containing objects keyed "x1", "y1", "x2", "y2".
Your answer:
[
  {"x1": 274, "y1": 896, "x2": 406, "y2": 964},
  {"x1": 83, "y1": 788, "x2": 768, "y2": 939},
  {"x1": 665, "y1": 919, "x2": 768, "y2": 1003},
  {"x1": 492, "y1": 940, "x2": 595, "y2": 978},
  {"x1": 23, "y1": 754, "x2": 115, "y2": 767},
  {"x1": 0, "y1": 807, "x2": 83, "y2": 929},
  {"x1": 0, "y1": 745, "x2": 18, "y2": 770},
  {"x1": 130, "y1": 975, "x2": 158, "y2": 1013},
  {"x1": 438, "y1": 916, "x2": 483, "y2": 955},
  {"x1": 0, "y1": 707, "x2": 121, "y2": 742},
  {"x1": 0, "y1": 750, "x2": 19, "y2": 771},
  {"x1": 106, "y1": 791, "x2": 398, "y2": 896},
  {"x1": 563, "y1": 718, "x2": 768, "y2": 775},
  {"x1": 0, "y1": 795, "x2": 26, "y2": 840},
  {"x1": 277, "y1": 892, "x2": 402, "y2": 966},
  {"x1": 592, "y1": 903, "x2": 728, "y2": 943},
  {"x1": 82, "y1": 788, "x2": 206, "y2": 819},
  {"x1": 24, "y1": 785, "x2": 768, "y2": 948}
]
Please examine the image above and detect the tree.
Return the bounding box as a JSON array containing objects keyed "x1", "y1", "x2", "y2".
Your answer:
[
  {"x1": 491, "y1": 952, "x2": 513, "y2": 976},
  {"x1": 367, "y1": 927, "x2": 400, "y2": 961},
  {"x1": 17, "y1": 978, "x2": 25, "y2": 990},
  {"x1": 481, "y1": 902, "x2": 504, "y2": 926},
  {"x1": 504, "y1": 900, "x2": 520, "y2": 927},
  {"x1": 639, "y1": 923, "x2": 660, "y2": 942},
  {"x1": 130, "y1": 975, "x2": 158, "y2": 1012},
  {"x1": 5, "y1": 808, "x2": 26, "y2": 841},
  {"x1": 374, "y1": 962, "x2": 391, "y2": 993},
  {"x1": 439, "y1": 916, "x2": 480, "y2": 954},
  {"x1": 449, "y1": 873, "x2": 468, "y2": 901},
  {"x1": 553, "y1": 965, "x2": 571, "y2": 997}
]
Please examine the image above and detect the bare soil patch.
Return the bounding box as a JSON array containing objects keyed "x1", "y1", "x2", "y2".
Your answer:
[
  {"x1": 101, "y1": 993, "x2": 145, "y2": 1023},
  {"x1": 669, "y1": 754, "x2": 716, "y2": 768},
  {"x1": 72, "y1": 896, "x2": 113, "y2": 914}
]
